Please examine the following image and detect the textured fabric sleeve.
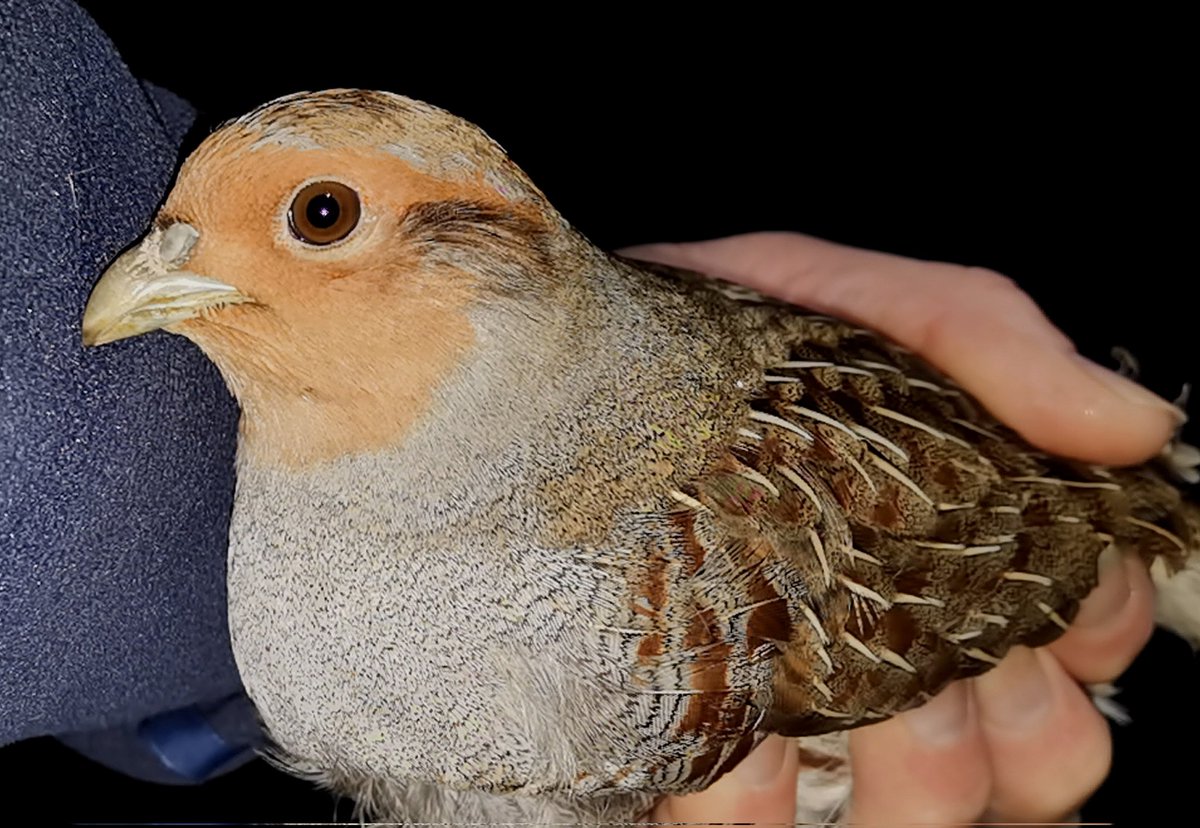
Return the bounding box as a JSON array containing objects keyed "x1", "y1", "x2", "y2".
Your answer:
[{"x1": 0, "y1": 0, "x2": 253, "y2": 776}]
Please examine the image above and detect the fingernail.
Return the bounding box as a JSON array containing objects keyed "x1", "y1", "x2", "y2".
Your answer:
[
  {"x1": 728, "y1": 734, "x2": 790, "y2": 788},
  {"x1": 1075, "y1": 355, "x2": 1187, "y2": 423},
  {"x1": 1072, "y1": 545, "x2": 1133, "y2": 628},
  {"x1": 903, "y1": 680, "x2": 971, "y2": 747},
  {"x1": 976, "y1": 647, "x2": 1052, "y2": 732}
]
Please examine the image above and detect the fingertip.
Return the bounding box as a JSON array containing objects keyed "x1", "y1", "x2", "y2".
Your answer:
[
  {"x1": 980, "y1": 649, "x2": 1112, "y2": 820},
  {"x1": 915, "y1": 298, "x2": 1176, "y2": 466},
  {"x1": 1023, "y1": 352, "x2": 1179, "y2": 465},
  {"x1": 1073, "y1": 355, "x2": 1187, "y2": 426},
  {"x1": 974, "y1": 647, "x2": 1054, "y2": 735},
  {"x1": 846, "y1": 683, "x2": 991, "y2": 825},
  {"x1": 1049, "y1": 549, "x2": 1156, "y2": 683},
  {"x1": 655, "y1": 735, "x2": 798, "y2": 823}
]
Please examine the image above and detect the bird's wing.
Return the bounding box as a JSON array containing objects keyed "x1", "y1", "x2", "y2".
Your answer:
[{"x1": 615, "y1": 264, "x2": 1191, "y2": 789}]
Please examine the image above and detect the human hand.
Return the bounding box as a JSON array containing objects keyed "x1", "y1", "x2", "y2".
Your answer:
[{"x1": 624, "y1": 232, "x2": 1171, "y2": 825}]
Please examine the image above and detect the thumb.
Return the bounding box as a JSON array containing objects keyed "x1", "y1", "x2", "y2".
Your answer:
[{"x1": 654, "y1": 735, "x2": 798, "y2": 824}]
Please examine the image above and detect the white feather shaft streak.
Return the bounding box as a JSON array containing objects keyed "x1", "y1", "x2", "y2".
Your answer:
[
  {"x1": 893, "y1": 592, "x2": 946, "y2": 608},
  {"x1": 735, "y1": 466, "x2": 780, "y2": 497},
  {"x1": 775, "y1": 360, "x2": 835, "y2": 369},
  {"x1": 850, "y1": 423, "x2": 909, "y2": 463},
  {"x1": 869, "y1": 404, "x2": 956, "y2": 445},
  {"x1": 1003, "y1": 571, "x2": 1055, "y2": 587},
  {"x1": 963, "y1": 647, "x2": 1002, "y2": 665},
  {"x1": 839, "y1": 575, "x2": 891, "y2": 608},
  {"x1": 947, "y1": 416, "x2": 1003, "y2": 440},
  {"x1": 778, "y1": 465, "x2": 823, "y2": 514},
  {"x1": 807, "y1": 527, "x2": 833, "y2": 587},
  {"x1": 749, "y1": 410, "x2": 814, "y2": 441},
  {"x1": 1125, "y1": 516, "x2": 1187, "y2": 552},
  {"x1": 1036, "y1": 601, "x2": 1071, "y2": 631},
  {"x1": 851, "y1": 359, "x2": 902, "y2": 374},
  {"x1": 841, "y1": 631, "x2": 881, "y2": 663},
  {"x1": 848, "y1": 547, "x2": 883, "y2": 566},
  {"x1": 667, "y1": 489, "x2": 707, "y2": 512},
  {"x1": 867, "y1": 453, "x2": 934, "y2": 506},
  {"x1": 1009, "y1": 476, "x2": 1123, "y2": 491},
  {"x1": 879, "y1": 647, "x2": 917, "y2": 673},
  {"x1": 799, "y1": 600, "x2": 831, "y2": 646},
  {"x1": 785, "y1": 404, "x2": 861, "y2": 442},
  {"x1": 843, "y1": 451, "x2": 878, "y2": 494}
]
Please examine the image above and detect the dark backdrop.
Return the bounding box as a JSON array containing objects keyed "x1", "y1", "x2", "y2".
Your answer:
[{"x1": 3, "y1": 7, "x2": 1193, "y2": 825}]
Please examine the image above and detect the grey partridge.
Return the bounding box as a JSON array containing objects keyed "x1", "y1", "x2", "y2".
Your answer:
[{"x1": 81, "y1": 89, "x2": 1200, "y2": 823}]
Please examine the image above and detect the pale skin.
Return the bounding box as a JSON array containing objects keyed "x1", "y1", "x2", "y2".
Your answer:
[{"x1": 622, "y1": 233, "x2": 1171, "y2": 825}]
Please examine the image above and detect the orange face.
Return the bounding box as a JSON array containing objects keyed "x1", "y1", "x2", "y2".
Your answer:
[
  {"x1": 82, "y1": 91, "x2": 554, "y2": 467},
  {"x1": 163, "y1": 133, "x2": 497, "y2": 320}
]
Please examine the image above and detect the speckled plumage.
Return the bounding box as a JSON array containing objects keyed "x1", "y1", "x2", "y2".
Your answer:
[{"x1": 85, "y1": 90, "x2": 1200, "y2": 824}]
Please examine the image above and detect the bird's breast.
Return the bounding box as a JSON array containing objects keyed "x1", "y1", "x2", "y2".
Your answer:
[{"x1": 226, "y1": 446, "x2": 611, "y2": 791}]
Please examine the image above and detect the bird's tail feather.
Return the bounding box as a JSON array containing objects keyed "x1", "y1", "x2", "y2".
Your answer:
[{"x1": 1147, "y1": 436, "x2": 1200, "y2": 646}]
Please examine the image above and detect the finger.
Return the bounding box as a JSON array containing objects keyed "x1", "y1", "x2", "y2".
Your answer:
[
  {"x1": 844, "y1": 681, "x2": 992, "y2": 826},
  {"x1": 974, "y1": 647, "x2": 1112, "y2": 821},
  {"x1": 619, "y1": 233, "x2": 1180, "y2": 465},
  {"x1": 654, "y1": 734, "x2": 798, "y2": 823},
  {"x1": 1048, "y1": 546, "x2": 1156, "y2": 683}
]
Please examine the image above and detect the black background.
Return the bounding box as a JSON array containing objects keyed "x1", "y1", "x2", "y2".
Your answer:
[{"x1": 3, "y1": 5, "x2": 1194, "y2": 825}]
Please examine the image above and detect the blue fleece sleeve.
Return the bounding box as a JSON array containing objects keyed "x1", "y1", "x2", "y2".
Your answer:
[{"x1": 1, "y1": 0, "x2": 257, "y2": 780}]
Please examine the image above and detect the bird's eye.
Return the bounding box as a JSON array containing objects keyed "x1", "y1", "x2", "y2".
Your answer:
[{"x1": 288, "y1": 181, "x2": 361, "y2": 245}]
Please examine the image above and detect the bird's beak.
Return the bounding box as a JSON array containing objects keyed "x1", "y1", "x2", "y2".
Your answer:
[{"x1": 82, "y1": 222, "x2": 249, "y2": 346}]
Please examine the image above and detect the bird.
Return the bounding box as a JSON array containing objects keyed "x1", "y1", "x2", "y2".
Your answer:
[{"x1": 81, "y1": 89, "x2": 1200, "y2": 823}]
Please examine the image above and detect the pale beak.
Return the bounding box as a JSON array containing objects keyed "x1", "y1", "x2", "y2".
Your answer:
[{"x1": 82, "y1": 222, "x2": 249, "y2": 346}]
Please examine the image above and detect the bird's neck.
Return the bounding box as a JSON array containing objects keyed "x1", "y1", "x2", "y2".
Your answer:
[
  {"x1": 228, "y1": 251, "x2": 763, "y2": 535},
  {"x1": 232, "y1": 386, "x2": 438, "y2": 471},
  {"x1": 186, "y1": 300, "x2": 478, "y2": 472},
  {"x1": 216, "y1": 239, "x2": 601, "y2": 472}
]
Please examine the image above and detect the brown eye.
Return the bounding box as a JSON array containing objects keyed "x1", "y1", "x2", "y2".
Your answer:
[{"x1": 288, "y1": 181, "x2": 361, "y2": 245}]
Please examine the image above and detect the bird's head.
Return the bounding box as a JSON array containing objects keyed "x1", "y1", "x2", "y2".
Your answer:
[{"x1": 82, "y1": 90, "x2": 566, "y2": 466}]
